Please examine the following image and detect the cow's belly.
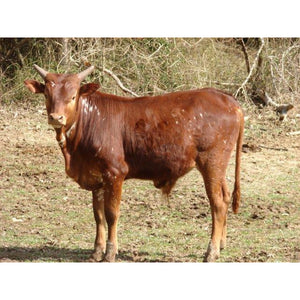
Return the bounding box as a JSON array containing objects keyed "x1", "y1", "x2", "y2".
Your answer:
[{"x1": 125, "y1": 154, "x2": 196, "y2": 182}]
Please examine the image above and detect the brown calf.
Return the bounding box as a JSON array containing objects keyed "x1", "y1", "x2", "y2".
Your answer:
[{"x1": 24, "y1": 65, "x2": 244, "y2": 262}]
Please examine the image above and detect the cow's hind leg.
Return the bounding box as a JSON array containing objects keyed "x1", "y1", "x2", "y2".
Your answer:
[
  {"x1": 89, "y1": 189, "x2": 106, "y2": 262},
  {"x1": 197, "y1": 141, "x2": 234, "y2": 262},
  {"x1": 203, "y1": 179, "x2": 228, "y2": 262},
  {"x1": 197, "y1": 157, "x2": 230, "y2": 262}
]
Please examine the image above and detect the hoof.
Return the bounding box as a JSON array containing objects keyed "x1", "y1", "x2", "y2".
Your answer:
[
  {"x1": 87, "y1": 257, "x2": 99, "y2": 262},
  {"x1": 102, "y1": 241, "x2": 116, "y2": 262},
  {"x1": 88, "y1": 249, "x2": 105, "y2": 262},
  {"x1": 203, "y1": 242, "x2": 220, "y2": 262},
  {"x1": 203, "y1": 253, "x2": 219, "y2": 262},
  {"x1": 102, "y1": 254, "x2": 116, "y2": 262},
  {"x1": 220, "y1": 240, "x2": 227, "y2": 251}
]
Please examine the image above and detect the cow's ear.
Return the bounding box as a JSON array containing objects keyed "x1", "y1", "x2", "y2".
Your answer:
[
  {"x1": 79, "y1": 83, "x2": 100, "y2": 96},
  {"x1": 24, "y1": 80, "x2": 45, "y2": 93}
]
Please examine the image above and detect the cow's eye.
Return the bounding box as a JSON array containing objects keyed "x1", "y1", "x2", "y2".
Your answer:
[{"x1": 72, "y1": 96, "x2": 76, "y2": 101}]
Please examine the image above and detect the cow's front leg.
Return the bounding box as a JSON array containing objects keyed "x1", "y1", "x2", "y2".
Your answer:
[
  {"x1": 89, "y1": 189, "x2": 106, "y2": 262},
  {"x1": 103, "y1": 173, "x2": 124, "y2": 262}
]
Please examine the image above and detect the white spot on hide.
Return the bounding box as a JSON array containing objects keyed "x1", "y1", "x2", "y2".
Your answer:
[
  {"x1": 58, "y1": 134, "x2": 66, "y2": 148},
  {"x1": 66, "y1": 122, "x2": 76, "y2": 138},
  {"x1": 95, "y1": 189, "x2": 104, "y2": 201},
  {"x1": 95, "y1": 146, "x2": 102, "y2": 157},
  {"x1": 89, "y1": 170, "x2": 103, "y2": 184}
]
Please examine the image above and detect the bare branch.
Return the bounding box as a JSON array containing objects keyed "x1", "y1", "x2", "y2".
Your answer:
[
  {"x1": 288, "y1": 131, "x2": 300, "y2": 136},
  {"x1": 281, "y1": 44, "x2": 300, "y2": 79},
  {"x1": 259, "y1": 145, "x2": 288, "y2": 151},
  {"x1": 149, "y1": 44, "x2": 164, "y2": 58},
  {"x1": 263, "y1": 92, "x2": 279, "y2": 107},
  {"x1": 199, "y1": 79, "x2": 240, "y2": 87},
  {"x1": 103, "y1": 68, "x2": 139, "y2": 97},
  {"x1": 238, "y1": 38, "x2": 250, "y2": 73},
  {"x1": 81, "y1": 58, "x2": 139, "y2": 97},
  {"x1": 234, "y1": 38, "x2": 265, "y2": 98}
]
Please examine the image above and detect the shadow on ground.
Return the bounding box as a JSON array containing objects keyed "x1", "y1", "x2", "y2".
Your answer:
[
  {"x1": 0, "y1": 247, "x2": 161, "y2": 262},
  {"x1": 0, "y1": 246, "x2": 93, "y2": 262}
]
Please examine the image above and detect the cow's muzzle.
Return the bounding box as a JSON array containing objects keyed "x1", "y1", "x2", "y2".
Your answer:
[{"x1": 48, "y1": 113, "x2": 66, "y2": 128}]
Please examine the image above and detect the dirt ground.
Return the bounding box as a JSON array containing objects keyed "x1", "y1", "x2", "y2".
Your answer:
[{"x1": 0, "y1": 102, "x2": 299, "y2": 262}]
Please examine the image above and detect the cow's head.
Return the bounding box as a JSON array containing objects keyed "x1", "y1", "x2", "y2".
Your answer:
[{"x1": 24, "y1": 65, "x2": 98, "y2": 129}]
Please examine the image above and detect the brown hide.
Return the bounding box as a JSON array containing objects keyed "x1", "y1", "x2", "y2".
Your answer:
[
  {"x1": 70, "y1": 89, "x2": 242, "y2": 188},
  {"x1": 25, "y1": 67, "x2": 244, "y2": 262}
]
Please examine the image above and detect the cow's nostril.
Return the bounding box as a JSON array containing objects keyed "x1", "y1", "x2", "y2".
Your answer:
[{"x1": 49, "y1": 114, "x2": 65, "y2": 124}]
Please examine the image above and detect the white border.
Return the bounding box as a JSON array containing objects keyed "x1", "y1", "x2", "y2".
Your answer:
[{"x1": 1, "y1": 1, "x2": 299, "y2": 37}]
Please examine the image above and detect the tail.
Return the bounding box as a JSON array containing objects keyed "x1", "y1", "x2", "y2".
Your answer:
[{"x1": 232, "y1": 109, "x2": 244, "y2": 214}]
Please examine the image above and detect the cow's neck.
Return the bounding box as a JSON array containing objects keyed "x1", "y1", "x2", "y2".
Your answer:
[
  {"x1": 54, "y1": 112, "x2": 81, "y2": 175},
  {"x1": 55, "y1": 127, "x2": 67, "y2": 149}
]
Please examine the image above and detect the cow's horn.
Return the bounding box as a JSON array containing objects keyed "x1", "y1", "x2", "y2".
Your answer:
[
  {"x1": 34, "y1": 64, "x2": 48, "y2": 79},
  {"x1": 77, "y1": 66, "x2": 95, "y2": 81}
]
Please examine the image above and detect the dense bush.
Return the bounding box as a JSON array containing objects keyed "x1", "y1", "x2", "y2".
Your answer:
[{"x1": 0, "y1": 38, "x2": 299, "y2": 107}]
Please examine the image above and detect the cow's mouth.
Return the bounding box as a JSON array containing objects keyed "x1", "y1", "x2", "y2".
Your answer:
[{"x1": 50, "y1": 124, "x2": 64, "y2": 129}]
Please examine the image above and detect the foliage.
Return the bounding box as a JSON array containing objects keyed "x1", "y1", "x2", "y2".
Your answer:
[{"x1": 0, "y1": 38, "x2": 300, "y2": 107}]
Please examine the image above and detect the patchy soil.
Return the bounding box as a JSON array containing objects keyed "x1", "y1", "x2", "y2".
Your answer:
[{"x1": 0, "y1": 103, "x2": 299, "y2": 262}]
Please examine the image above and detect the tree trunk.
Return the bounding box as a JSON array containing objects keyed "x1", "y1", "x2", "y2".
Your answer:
[{"x1": 60, "y1": 38, "x2": 69, "y2": 67}]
